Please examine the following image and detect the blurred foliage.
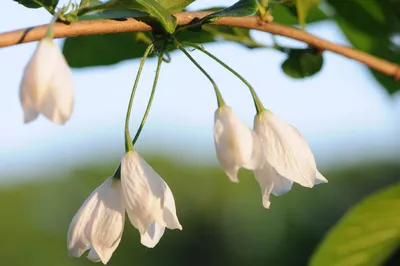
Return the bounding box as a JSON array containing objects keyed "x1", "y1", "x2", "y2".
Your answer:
[
  {"x1": 294, "y1": 0, "x2": 321, "y2": 29},
  {"x1": 0, "y1": 158, "x2": 399, "y2": 266},
  {"x1": 281, "y1": 47, "x2": 323, "y2": 78},
  {"x1": 326, "y1": 0, "x2": 400, "y2": 95},
  {"x1": 311, "y1": 184, "x2": 400, "y2": 266},
  {"x1": 270, "y1": 3, "x2": 327, "y2": 25},
  {"x1": 14, "y1": 0, "x2": 58, "y2": 10},
  {"x1": 60, "y1": 0, "x2": 400, "y2": 95}
]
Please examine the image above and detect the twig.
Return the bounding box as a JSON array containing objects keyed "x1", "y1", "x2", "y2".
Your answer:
[{"x1": 0, "y1": 12, "x2": 398, "y2": 80}]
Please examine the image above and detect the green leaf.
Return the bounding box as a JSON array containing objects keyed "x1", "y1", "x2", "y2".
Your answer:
[
  {"x1": 327, "y1": 0, "x2": 400, "y2": 94},
  {"x1": 175, "y1": 28, "x2": 215, "y2": 44},
  {"x1": 63, "y1": 26, "x2": 219, "y2": 68},
  {"x1": 79, "y1": 0, "x2": 103, "y2": 8},
  {"x1": 157, "y1": 0, "x2": 195, "y2": 13},
  {"x1": 202, "y1": 25, "x2": 264, "y2": 48},
  {"x1": 201, "y1": 0, "x2": 258, "y2": 24},
  {"x1": 105, "y1": 0, "x2": 176, "y2": 33},
  {"x1": 75, "y1": 0, "x2": 143, "y2": 17},
  {"x1": 271, "y1": 4, "x2": 328, "y2": 25},
  {"x1": 63, "y1": 22, "x2": 266, "y2": 68},
  {"x1": 75, "y1": 0, "x2": 176, "y2": 33},
  {"x1": 136, "y1": 0, "x2": 177, "y2": 33},
  {"x1": 63, "y1": 32, "x2": 150, "y2": 68},
  {"x1": 14, "y1": 0, "x2": 58, "y2": 10},
  {"x1": 281, "y1": 48, "x2": 323, "y2": 78},
  {"x1": 310, "y1": 184, "x2": 400, "y2": 266},
  {"x1": 295, "y1": 0, "x2": 320, "y2": 29},
  {"x1": 78, "y1": 9, "x2": 147, "y2": 20}
]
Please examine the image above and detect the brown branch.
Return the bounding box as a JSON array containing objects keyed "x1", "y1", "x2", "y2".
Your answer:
[{"x1": 0, "y1": 11, "x2": 399, "y2": 80}]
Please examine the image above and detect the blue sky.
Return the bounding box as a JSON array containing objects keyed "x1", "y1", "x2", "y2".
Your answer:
[{"x1": 0, "y1": 0, "x2": 399, "y2": 182}]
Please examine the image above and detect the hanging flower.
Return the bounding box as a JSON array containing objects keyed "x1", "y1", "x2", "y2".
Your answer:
[
  {"x1": 253, "y1": 110, "x2": 328, "y2": 208},
  {"x1": 67, "y1": 178, "x2": 125, "y2": 264},
  {"x1": 20, "y1": 38, "x2": 74, "y2": 124},
  {"x1": 68, "y1": 152, "x2": 182, "y2": 264},
  {"x1": 121, "y1": 151, "x2": 182, "y2": 247},
  {"x1": 214, "y1": 105, "x2": 264, "y2": 182}
]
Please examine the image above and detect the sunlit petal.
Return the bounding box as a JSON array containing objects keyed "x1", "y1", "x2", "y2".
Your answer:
[
  {"x1": 254, "y1": 111, "x2": 319, "y2": 187},
  {"x1": 214, "y1": 106, "x2": 264, "y2": 182},
  {"x1": 121, "y1": 151, "x2": 181, "y2": 243}
]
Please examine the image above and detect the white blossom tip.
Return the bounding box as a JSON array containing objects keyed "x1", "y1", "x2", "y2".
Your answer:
[
  {"x1": 226, "y1": 168, "x2": 240, "y2": 183},
  {"x1": 263, "y1": 198, "x2": 271, "y2": 209},
  {"x1": 316, "y1": 171, "x2": 328, "y2": 184}
]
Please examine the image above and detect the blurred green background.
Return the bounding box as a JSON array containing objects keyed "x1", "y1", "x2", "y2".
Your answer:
[{"x1": 1, "y1": 157, "x2": 399, "y2": 266}]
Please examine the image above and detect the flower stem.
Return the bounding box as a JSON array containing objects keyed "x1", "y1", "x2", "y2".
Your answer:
[
  {"x1": 182, "y1": 42, "x2": 265, "y2": 114},
  {"x1": 124, "y1": 43, "x2": 154, "y2": 152},
  {"x1": 174, "y1": 38, "x2": 225, "y2": 107},
  {"x1": 45, "y1": 9, "x2": 63, "y2": 39},
  {"x1": 132, "y1": 53, "x2": 164, "y2": 145}
]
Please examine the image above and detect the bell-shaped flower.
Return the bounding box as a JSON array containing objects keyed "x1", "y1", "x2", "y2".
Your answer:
[
  {"x1": 121, "y1": 151, "x2": 182, "y2": 248},
  {"x1": 214, "y1": 105, "x2": 264, "y2": 182},
  {"x1": 67, "y1": 177, "x2": 125, "y2": 264},
  {"x1": 20, "y1": 38, "x2": 74, "y2": 125},
  {"x1": 253, "y1": 110, "x2": 328, "y2": 207}
]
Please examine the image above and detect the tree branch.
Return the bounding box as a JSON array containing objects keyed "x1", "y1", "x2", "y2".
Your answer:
[{"x1": 0, "y1": 11, "x2": 399, "y2": 80}]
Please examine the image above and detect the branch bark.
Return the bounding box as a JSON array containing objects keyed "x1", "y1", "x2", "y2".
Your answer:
[{"x1": 0, "y1": 12, "x2": 399, "y2": 80}]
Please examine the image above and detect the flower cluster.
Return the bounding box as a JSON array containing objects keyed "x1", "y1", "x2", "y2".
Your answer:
[
  {"x1": 214, "y1": 106, "x2": 327, "y2": 209},
  {"x1": 18, "y1": 14, "x2": 327, "y2": 265},
  {"x1": 67, "y1": 151, "x2": 181, "y2": 264}
]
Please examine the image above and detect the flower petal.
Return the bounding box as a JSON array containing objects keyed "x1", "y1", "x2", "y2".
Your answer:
[
  {"x1": 20, "y1": 94, "x2": 39, "y2": 123},
  {"x1": 254, "y1": 111, "x2": 317, "y2": 188},
  {"x1": 140, "y1": 222, "x2": 166, "y2": 248},
  {"x1": 315, "y1": 170, "x2": 328, "y2": 184},
  {"x1": 254, "y1": 162, "x2": 294, "y2": 208},
  {"x1": 39, "y1": 43, "x2": 74, "y2": 124},
  {"x1": 87, "y1": 248, "x2": 101, "y2": 263},
  {"x1": 121, "y1": 151, "x2": 181, "y2": 235},
  {"x1": 214, "y1": 106, "x2": 263, "y2": 182},
  {"x1": 270, "y1": 174, "x2": 293, "y2": 196},
  {"x1": 161, "y1": 184, "x2": 182, "y2": 230},
  {"x1": 68, "y1": 183, "x2": 102, "y2": 258},
  {"x1": 90, "y1": 178, "x2": 125, "y2": 264},
  {"x1": 253, "y1": 166, "x2": 274, "y2": 209},
  {"x1": 19, "y1": 39, "x2": 74, "y2": 125},
  {"x1": 67, "y1": 178, "x2": 124, "y2": 265}
]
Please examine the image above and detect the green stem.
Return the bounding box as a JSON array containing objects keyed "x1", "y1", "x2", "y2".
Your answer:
[
  {"x1": 132, "y1": 53, "x2": 164, "y2": 145},
  {"x1": 174, "y1": 38, "x2": 225, "y2": 107},
  {"x1": 45, "y1": 9, "x2": 62, "y2": 39},
  {"x1": 124, "y1": 43, "x2": 154, "y2": 152},
  {"x1": 182, "y1": 42, "x2": 265, "y2": 114}
]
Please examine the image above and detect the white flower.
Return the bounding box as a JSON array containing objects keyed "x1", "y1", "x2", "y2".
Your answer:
[
  {"x1": 214, "y1": 106, "x2": 264, "y2": 182},
  {"x1": 67, "y1": 178, "x2": 125, "y2": 264},
  {"x1": 253, "y1": 110, "x2": 328, "y2": 208},
  {"x1": 121, "y1": 151, "x2": 182, "y2": 247},
  {"x1": 20, "y1": 38, "x2": 74, "y2": 125},
  {"x1": 68, "y1": 152, "x2": 182, "y2": 264}
]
